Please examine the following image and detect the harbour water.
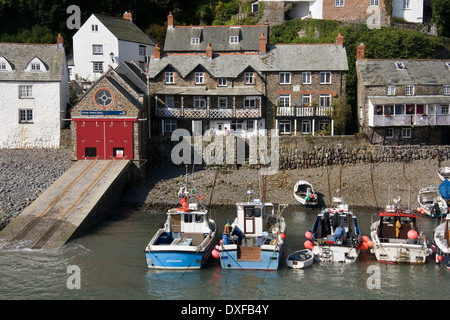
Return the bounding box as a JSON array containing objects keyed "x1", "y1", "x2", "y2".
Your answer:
[{"x1": 0, "y1": 205, "x2": 449, "y2": 301}]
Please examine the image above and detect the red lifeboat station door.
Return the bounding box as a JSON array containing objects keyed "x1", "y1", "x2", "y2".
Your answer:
[{"x1": 76, "y1": 119, "x2": 134, "y2": 160}]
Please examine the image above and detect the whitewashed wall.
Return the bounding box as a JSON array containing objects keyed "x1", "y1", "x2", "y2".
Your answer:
[{"x1": 392, "y1": 0, "x2": 423, "y2": 23}]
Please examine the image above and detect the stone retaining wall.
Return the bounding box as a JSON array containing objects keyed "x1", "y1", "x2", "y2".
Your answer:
[{"x1": 149, "y1": 135, "x2": 450, "y2": 169}]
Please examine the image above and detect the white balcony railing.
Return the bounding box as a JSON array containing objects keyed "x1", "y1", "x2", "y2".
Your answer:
[
  {"x1": 156, "y1": 106, "x2": 261, "y2": 119},
  {"x1": 276, "y1": 106, "x2": 333, "y2": 117},
  {"x1": 370, "y1": 114, "x2": 450, "y2": 127}
]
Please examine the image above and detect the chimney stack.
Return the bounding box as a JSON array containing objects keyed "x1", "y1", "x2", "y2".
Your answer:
[
  {"x1": 357, "y1": 43, "x2": 365, "y2": 60},
  {"x1": 123, "y1": 11, "x2": 132, "y2": 21},
  {"x1": 154, "y1": 44, "x2": 161, "y2": 60},
  {"x1": 335, "y1": 33, "x2": 344, "y2": 46},
  {"x1": 259, "y1": 33, "x2": 267, "y2": 55},
  {"x1": 57, "y1": 34, "x2": 64, "y2": 49},
  {"x1": 206, "y1": 43, "x2": 213, "y2": 59},
  {"x1": 168, "y1": 12, "x2": 174, "y2": 29}
]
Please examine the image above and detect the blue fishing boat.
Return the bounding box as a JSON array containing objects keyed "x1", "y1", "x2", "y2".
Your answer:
[
  {"x1": 215, "y1": 191, "x2": 287, "y2": 270},
  {"x1": 145, "y1": 187, "x2": 217, "y2": 270}
]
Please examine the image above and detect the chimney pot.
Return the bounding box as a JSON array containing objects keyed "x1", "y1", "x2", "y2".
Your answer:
[
  {"x1": 168, "y1": 12, "x2": 174, "y2": 29},
  {"x1": 259, "y1": 33, "x2": 267, "y2": 54},
  {"x1": 57, "y1": 34, "x2": 64, "y2": 49},
  {"x1": 335, "y1": 33, "x2": 344, "y2": 46},
  {"x1": 123, "y1": 11, "x2": 132, "y2": 21},
  {"x1": 357, "y1": 43, "x2": 365, "y2": 60},
  {"x1": 206, "y1": 43, "x2": 213, "y2": 59},
  {"x1": 154, "y1": 44, "x2": 161, "y2": 60}
]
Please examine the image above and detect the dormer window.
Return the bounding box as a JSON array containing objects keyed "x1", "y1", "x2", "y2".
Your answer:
[
  {"x1": 395, "y1": 62, "x2": 406, "y2": 70},
  {"x1": 25, "y1": 57, "x2": 47, "y2": 72},
  {"x1": 191, "y1": 38, "x2": 200, "y2": 44},
  {"x1": 230, "y1": 36, "x2": 239, "y2": 44},
  {"x1": 0, "y1": 56, "x2": 13, "y2": 71},
  {"x1": 446, "y1": 62, "x2": 450, "y2": 70}
]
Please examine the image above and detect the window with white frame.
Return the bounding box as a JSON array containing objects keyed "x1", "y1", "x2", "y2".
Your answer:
[
  {"x1": 0, "y1": 62, "x2": 6, "y2": 70},
  {"x1": 403, "y1": 0, "x2": 410, "y2": 9},
  {"x1": 302, "y1": 120, "x2": 311, "y2": 134},
  {"x1": 165, "y1": 72, "x2": 175, "y2": 84},
  {"x1": 278, "y1": 94, "x2": 291, "y2": 107},
  {"x1": 165, "y1": 120, "x2": 177, "y2": 133},
  {"x1": 302, "y1": 94, "x2": 311, "y2": 106},
  {"x1": 405, "y1": 85, "x2": 414, "y2": 95},
  {"x1": 370, "y1": 0, "x2": 379, "y2": 5},
  {"x1": 19, "y1": 109, "x2": 33, "y2": 123},
  {"x1": 191, "y1": 38, "x2": 200, "y2": 44},
  {"x1": 385, "y1": 128, "x2": 394, "y2": 139},
  {"x1": 194, "y1": 96, "x2": 206, "y2": 108},
  {"x1": 402, "y1": 127, "x2": 411, "y2": 138},
  {"x1": 443, "y1": 85, "x2": 450, "y2": 95},
  {"x1": 230, "y1": 36, "x2": 239, "y2": 44},
  {"x1": 387, "y1": 86, "x2": 395, "y2": 95},
  {"x1": 19, "y1": 85, "x2": 33, "y2": 98},
  {"x1": 246, "y1": 120, "x2": 254, "y2": 132},
  {"x1": 440, "y1": 105, "x2": 449, "y2": 114},
  {"x1": 218, "y1": 97, "x2": 228, "y2": 108},
  {"x1": 231, "y1": 120, "x2": 244, "y2": 131},
  {"x1": 195, "y1": 72, "x2": 204, "y2": 84},
  {"x1": 218, "y1": 78, "x2": 227, "y2": 87},
  {"x1": 244, "y1": 96, "x2": 257, "y2": 108},
  {"x1": 93, "y1": 62, "x2": 103, "y2": 73},
  {"x1": 302, "y1": 72, "x2": 311, "y2": 84},
  {"x1": 319, "y1": 94, "x2": 331, "y2": 107},
  {"x1": 279, "y1": 120, "x2": 291, "y2": 134},
  {"x1": 165, "y1": 96, "x2": 174, "y2": 108},
  {"x1": 279, "y1": 72, "x2": 291, "y2": 84},
  {"x1": 319, "y1": 72, "x2": 331, "y2": 84},
  {"x1": 92, "y1": 44, "x2": 103, "y2": 55},
  {"x1": 31, "y1": 63, "x2": 41, "y2": 71},
  {"x1": 245, "y1": 72, "x2": 255, "y2": 84},
  {"x1": 396, "y1": 62, "x2": 406, "y2": 70},
  {"x1": 91, "y1": 24, "x2": 98, "y2": 32},
  {"x1": 335, "y1": 0, "x2": 344, "y2": 7}
]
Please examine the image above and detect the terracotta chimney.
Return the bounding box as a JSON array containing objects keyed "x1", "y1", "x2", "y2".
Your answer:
[
  {"x1": 154, "y1": 44, "x2": 161, "y2": 60},
  {"x1": 57, "y1": 34, "x2": 63, "y2": 49},
  {"x1": 206, "y1": 43, "x2": 213, "y2": 59},
  {"x1": 335, "y1": 33, "x2": 344, "y2": 46},
  {"x1": 167, "y1": 12, "x2": 174, "y2": 29},
  {"x1": 357, "y1": 43, "x2": 365, "y2": 60},
  {"x1": 123, "y1": 11, "x2": 132, "y2": 21},
  {"x1": 259, "y1": 33, "x2": 267, "y2": 54}
]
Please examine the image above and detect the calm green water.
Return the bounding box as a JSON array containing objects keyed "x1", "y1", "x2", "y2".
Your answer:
[{"x1": 0, "y1": 205, "x2": 449, "y2": 301}]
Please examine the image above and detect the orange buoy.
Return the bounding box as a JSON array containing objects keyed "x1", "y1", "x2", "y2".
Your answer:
[
  {"x1": 305, "y1": 231, "x2": 312, "y2": 239},
  {"x1": 212, "y1": 249, "x2": 220, "y2": 259},
  {"x1": 304, "y1": 240, "x2": 314, "y2": 249}
]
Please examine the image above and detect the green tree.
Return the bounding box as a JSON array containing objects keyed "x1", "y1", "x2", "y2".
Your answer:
[{"x1": 431, "y1": 0, "x2": 450, "y2": 37}]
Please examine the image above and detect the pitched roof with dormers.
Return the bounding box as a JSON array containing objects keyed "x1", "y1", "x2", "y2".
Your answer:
[
  {"x1": 0, "y1": 43, "x2": 65, "y2": 82},
  {"x1": 163, "y1": 25, "x2": 269, "y2": 52}
]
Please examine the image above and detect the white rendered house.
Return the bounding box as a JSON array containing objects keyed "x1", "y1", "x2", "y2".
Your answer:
[
  {"x1": 0, "y1": 36, "x2": 69, "y2": 148},
  {"x1": 392, "y1": 0, "x2": 423, "y2": 23},
  {"x1": 71, "y1": 11, "x2": 155, "y2": 83}
]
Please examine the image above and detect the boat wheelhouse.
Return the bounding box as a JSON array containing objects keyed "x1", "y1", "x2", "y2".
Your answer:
[{"x1": 218, "y1": 191, "x2": 287, "y2": 270}]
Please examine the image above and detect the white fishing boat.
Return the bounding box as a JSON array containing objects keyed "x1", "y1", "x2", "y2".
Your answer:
[
  {"x1": 370, "y1": 196, "x2": 430, "y2": 264},
  {"x1": 286, "y1": 249, "x2": 313, "y2": 269},
  {"x1": 216, "y1": 190, "x2": 288, "y2": 270},
  {"x1": 417, "y1": 186, "x2": 448, "y2": 218},
  {"x1": 438, "y1": 167, "x2": 450, "y2": 181},
  {"x1": 433, "y1": 215, "x2": 450, "y2": 269},
  {"x1": 293, "y1": 180, "x2": 318, "y2": 206},
  {"x1": 145, "y1": 187, "x2": 217, "y2": 270},
  {"x1": 305, "y1": 197, "x2": 363, "y2": 263}
]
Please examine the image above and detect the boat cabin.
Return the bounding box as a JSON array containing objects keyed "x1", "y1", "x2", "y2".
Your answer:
[
  {"x1": 311, "y1": 210, "x2": 359, "y2": 242},
  {"x1": 235, "y1": 200, "x2": 275, "y2": 237},
  {"x1": 159, "y1": 206, "x2": 211, "y2": 246},
  {"x1": 376, "y1": 207, "x2": 419, "y2": 242}
]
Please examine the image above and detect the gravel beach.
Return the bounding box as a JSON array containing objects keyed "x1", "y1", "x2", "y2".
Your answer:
[{"x1": 1, "y1": 148, "x2": 449, "y2": 231}]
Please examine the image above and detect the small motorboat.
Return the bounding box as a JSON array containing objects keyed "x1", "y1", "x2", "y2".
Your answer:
[
  {"x1": 438, "y1": 167, "x2": 450, "y2": 181},
  {"x1": 433, "y1": 215, "x2": 450, "y2": 269},
  {"x1": 417, "y1": 186, "x2": 448, "y2": 218},
  {"x1": 286, "y1": 249, "x2": 313, "y2": 269},
  {"x1": 293, "y1": 180, "x2": 318, "y2": 206}
]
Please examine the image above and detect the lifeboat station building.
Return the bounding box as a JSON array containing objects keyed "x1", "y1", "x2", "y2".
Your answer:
[{"x1": 70, "y1": 61, "x2": 148, "y2": 162}]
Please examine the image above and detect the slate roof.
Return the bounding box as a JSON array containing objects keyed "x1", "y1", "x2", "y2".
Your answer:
[
  {"x1": 93, "y1": 14, "x2": 155, "y2": 45},
  {"x1": 163, "y1": 25, "x2": 269, "y2": 52},
  {"x1": 357, "y1": 59, "x2": 450, "y2": 86},
  {"x1": 0, "y1": 43, "x2": 65, "y2": 82},
  {"x1": 115, "y1": 61, "x2": 147, "y2": 94},
  {"x1": 148, "y1": 43, "x2": 348, "y2": 79}
]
